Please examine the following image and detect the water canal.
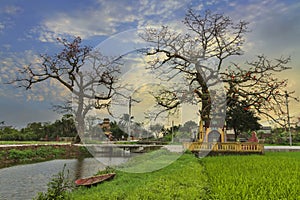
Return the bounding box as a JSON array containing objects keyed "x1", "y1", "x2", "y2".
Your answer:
[{"x1": 0, "y1": 158, "x2": 105, "y2": 200}]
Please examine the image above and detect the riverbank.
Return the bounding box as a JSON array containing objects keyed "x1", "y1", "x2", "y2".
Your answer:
[
  {"x1": 69, "y1": 151, "x2": 300, "y2": 199},
  {"x1": 0, "y1": 157, "x2": 104, "y2": 200},
  {"x1": 0, "y1": 144, "x2": 91, "y2": 168}
]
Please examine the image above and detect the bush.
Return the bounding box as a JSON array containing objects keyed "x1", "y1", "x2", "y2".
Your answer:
[
  {"x1": 8, "y1": 149, "x2": 35, "y2": 160},
  {"x1": 7, "y1": 146, "x2": 66, "y2": 162},
  {"x1": 34, "y1": 164, "x2": 74, "y2": 200}
]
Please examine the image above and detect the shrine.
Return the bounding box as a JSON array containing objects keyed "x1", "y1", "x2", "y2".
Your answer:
[
  {"x1": 198, "y1": 118, "x2": 226, "y2": 143},
  {"x1": 185, "y1": 118, "x2": 264, "y2": 155}
]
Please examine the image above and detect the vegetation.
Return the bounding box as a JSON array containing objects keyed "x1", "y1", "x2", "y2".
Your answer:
[
  {"x1": 0, "y1": 114, "x2": 77, "y2": 141},
  {"x1": 0, "y1": 141, "x2": 68, "y2": 145},
  {"x1": 202, "y1": 152, "x2": 300, "y2": 199},
  {"x1": 1, "y1": 146, "x2": 66, "y2": 163},
  {"x1": 226, "y1": 100, "x2": 261, "y2": 141},
  {"x1": 0, "y1": 145, "x2": 91, "y2": 168},
  {"x1": 34, "y1": 164, "x2": 74, "y2": 200},
  {"x1": 1, "y1": 115, "x2": 300, "y2": 145},
  {"x1": 69, "y1": 153, "x2": 208, "y2": 200},
  {"x1": 68, "y1": 152, "x2": 300, "y2": 199},
  {"x1": 259, "y1": 126, "x2": 300, "y2": 145}
]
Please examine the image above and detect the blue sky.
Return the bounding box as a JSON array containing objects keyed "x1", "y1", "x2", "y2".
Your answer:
[{"x1": 0, "y1": 0, "x2": 300, "y2": 128}]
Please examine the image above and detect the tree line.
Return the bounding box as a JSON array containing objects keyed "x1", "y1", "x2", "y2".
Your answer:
[{"x1": 0, "y1": 114, "x2": 77, "y2": 141}]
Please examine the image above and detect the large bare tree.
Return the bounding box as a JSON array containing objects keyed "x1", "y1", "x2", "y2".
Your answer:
[
  {"x1": 140, "y1": 9, "x2": 297, "y2": 130},
  {"x1": 11, "y1": 37, "x2": 121, "y2": 142},
  {"x1": 140, "y1": 9, "x2": 248, "y2": 127}
]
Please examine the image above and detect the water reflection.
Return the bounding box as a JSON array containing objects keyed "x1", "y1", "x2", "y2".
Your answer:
[{"x1": 0, "y1": 158, "x2": 104, "y2": 200}]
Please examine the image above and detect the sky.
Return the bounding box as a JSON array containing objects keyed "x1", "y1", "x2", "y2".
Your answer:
[{"x1": 0, "y1": 0, "x2": 300, "y2": 128}]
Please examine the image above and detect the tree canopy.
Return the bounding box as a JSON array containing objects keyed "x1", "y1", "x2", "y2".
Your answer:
[{"x1": 226, "y1": 101, "x2": 261, "y2": 140}]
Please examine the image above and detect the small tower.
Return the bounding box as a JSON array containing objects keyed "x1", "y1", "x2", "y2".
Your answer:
[
  {"x1": 99, "y1": 118, "x2": 112, "y2": 137},
  {"x1": 198, "y1": 117, "x2": 225, "y2": 143}
]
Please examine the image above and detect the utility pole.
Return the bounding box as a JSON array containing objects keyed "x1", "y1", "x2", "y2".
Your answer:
[
  {"x1": 171, "y1": 120, "x2": 174, "y2": 143},
  {"x1": 285, "y1": 91, "x2": 292, "y2": 146},
  {"x1": 128, "y1": 96, "x2": 132, "y2": 141}
]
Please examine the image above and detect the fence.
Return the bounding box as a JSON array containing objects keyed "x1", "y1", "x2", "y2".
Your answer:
[{"x1": 183, "y1": 142, "x2": 264, "y2": 154}]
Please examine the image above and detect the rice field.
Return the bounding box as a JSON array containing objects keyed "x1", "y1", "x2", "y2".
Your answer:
[{"x1": 202, "y1": 152, "x2": 300, "y2": 199}]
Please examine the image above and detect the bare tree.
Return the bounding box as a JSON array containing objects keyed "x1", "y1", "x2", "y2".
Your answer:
[
  {"x1": 140, "y1": 9, "x2": 298, "y2": 129},
  {"x1": 140, "y1": 9, "x2": 248, "y2": 127},
  {"x1": 221, "y1": 55, "x2": 299, "y2": 127},
  {"x1": 10, "y1": 37, "x2": 121, "y2": 142}
]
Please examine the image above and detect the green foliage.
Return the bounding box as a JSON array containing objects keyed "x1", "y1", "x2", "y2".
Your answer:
[
  {"x1": 0, "y1": 126, "x2": 31, "y2": 141},
  {"x1": 7, "y1": 146, "x2": 65, "y2": 161},
  {"x1": 34, "y1": 164, "x2": 74, "y2": 200},
  {"x1": 78, "y1": 146, "x2": 92, "y2": 157},
  {"x1": 226, "y1": 100, "x2": 261, "y2": 140},
  {"x1": 8, "y1": 149, "x2": 36, "y2": 160},
  {"x1": 180, "y1": 120, "x2": 198, "y2": 133},
  {"x1": 0, "y1": 141, "x2": 65, "y2": 145},
  {"x1": 0, "y1": 114, "x2": 77, "y2": 141},
  {"x1": 110, "y1": 121, "x2": 126, "y2": 140},
  {"x1": 0, "y1": 150, "x2": 6, "y2": 157},
  {"x1": 96, "y1": 166, "x2": 116, "y2": 175}
]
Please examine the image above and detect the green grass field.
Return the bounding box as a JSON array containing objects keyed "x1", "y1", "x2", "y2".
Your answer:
[
  {"x1": 202, "y1": 152, "x2": 300, "y2": 199},
  {"x1": 68, "y1": 152, "x2": 300, "y2": 200},
  {"x1": 0, "y1": 141, "x2": 71, "y2": 145}
]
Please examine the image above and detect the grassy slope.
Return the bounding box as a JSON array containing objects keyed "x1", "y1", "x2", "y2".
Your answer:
[
  {"x1": 69, "y1": 153, "x2": 209, "y2": 200},
  {"x1": 0, "y1": 141, "x2": 70, "y2": 145},
  {"x1": 69, "y1": 152, "x2": 300, "y2": 200}
]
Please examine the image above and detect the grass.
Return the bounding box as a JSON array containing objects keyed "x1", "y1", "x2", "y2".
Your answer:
[
  {"x1": 4, "y1": 146, "x2": 66, "y2": 161},
  {"x1": 202, "y1": 152, "x2": 300, "y2": 199},
  {"x1": 0, "y1": 145, "x2": 91, "y2": 168},
  {"x1": 264, "y1": 143, "x2": 300, "y2": 146},
  {"x1": 116, "y1": 149, "x2": 182, "y2": 173},
  {"x1": 0, "y1": 140, "x2": 71, "y2": 145},
  {"x1": 69, "y1": 151, "x2": 300, "y2": 200},
  {"x1": 69, "y1": 152, "x2": 209, "y2": 200}
]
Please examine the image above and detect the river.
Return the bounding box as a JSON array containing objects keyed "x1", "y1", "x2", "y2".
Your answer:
[{"x1": 0, "y1": 158, "x2": 105, "y2": 200}]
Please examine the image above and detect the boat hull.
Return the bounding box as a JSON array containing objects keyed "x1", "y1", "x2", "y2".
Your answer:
[{"x1": 75, "y1": 173, "x2": 116, "y2": 186}]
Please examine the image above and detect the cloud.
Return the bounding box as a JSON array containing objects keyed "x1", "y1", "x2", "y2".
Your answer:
[
  {"x1": 215, "y1": 1, "x2": 300, "y2": 67},
  {"x1": 1, "y1": 5, "x2": 23, "y2": 15},
  {"x1": 33, "y1": 0, "x2": 192, "y2": 42},
  {"x1": 0, "y1": 5, "x2": 23, "y2": 33},
  {"x1": 0, "y1": 50, "x2": 69, "y2": 103}
]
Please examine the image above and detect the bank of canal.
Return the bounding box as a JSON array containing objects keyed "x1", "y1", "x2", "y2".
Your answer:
[
  {"x1": 0, "y1": 144, "x2": 91, "y2": 168},
  {"x1": 0, "y1": 158, "x2": 105, "y2": 200},
  {"x1": 0, "y1": 144, "x2": 133, "y2": 199}
]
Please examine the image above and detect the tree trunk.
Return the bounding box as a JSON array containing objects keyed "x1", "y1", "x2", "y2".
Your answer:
[
  {"x1": 201, "y1": 87, "x2": 211, "y2": 128},
  {"x1": 234, "y1": 127, "x2": 238, "y2": 142},
  {"x1": 74, "y1": 91, "x2": 85, "y2": 144}
]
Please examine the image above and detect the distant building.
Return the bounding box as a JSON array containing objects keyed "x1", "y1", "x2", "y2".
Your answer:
[
  {"x1": 225, "y1": 129, "x2": 235, "y2": 141},
  {"x1": 258, "y1": 126, "x2": 272, "y2": 134},
  {"x1": 98, "y1": 118, "x2": 113, "y2": 140},
  {"x1": 102, "y1": 118, "x2": 110, "y2": 130}
]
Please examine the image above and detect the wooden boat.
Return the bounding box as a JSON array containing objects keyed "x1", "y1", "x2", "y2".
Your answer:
[{"x1": 75, "y1": 173, "x2": 116, "y2": 186}]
